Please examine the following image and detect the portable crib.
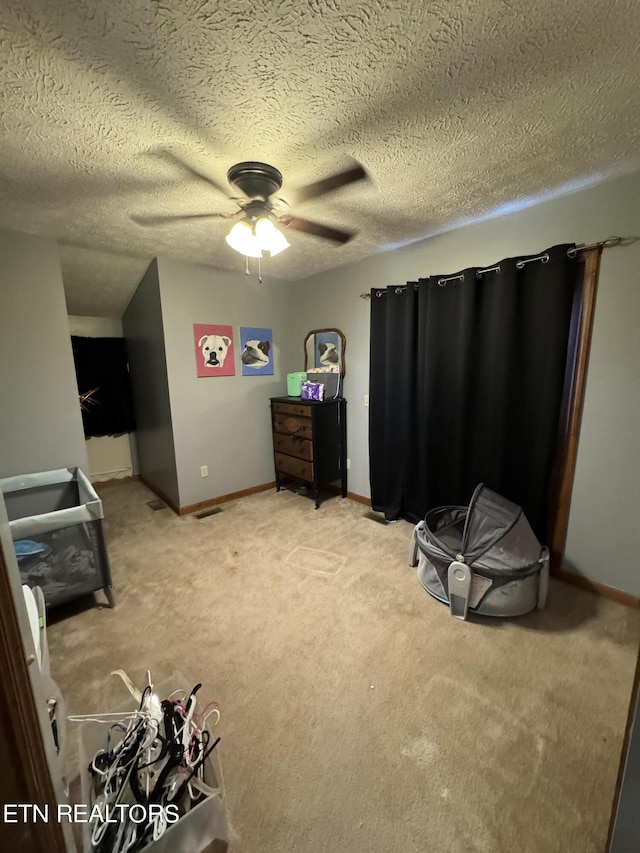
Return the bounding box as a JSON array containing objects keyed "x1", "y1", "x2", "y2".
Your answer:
[{"x1": 409, "y1": 484, "x2": 549, "y2": 620}]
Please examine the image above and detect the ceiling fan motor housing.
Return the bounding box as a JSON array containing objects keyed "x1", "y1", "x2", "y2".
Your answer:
[{"x1": 227, "y1": 161, "x2": 283, "y2": 201}]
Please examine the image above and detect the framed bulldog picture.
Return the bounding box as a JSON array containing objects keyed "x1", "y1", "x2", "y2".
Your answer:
[
  {"x1": 239, "y1": 327, "x2": 274, "y2": 376},
  {"x1": 193, "y1": 323, "x2": 235, "y2": 377}
]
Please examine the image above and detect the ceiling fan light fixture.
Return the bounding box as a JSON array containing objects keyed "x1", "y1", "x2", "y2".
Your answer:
[
  {"x1": 255, "y1": 217, "x2": 290, "y2": 256},
  {"x1": 225, "y1": 220, "x2": 262, "y2": 258}
]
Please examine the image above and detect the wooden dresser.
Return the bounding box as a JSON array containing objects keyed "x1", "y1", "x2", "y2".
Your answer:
[{"x1": 270, "y1": 396, "x2": 347, "y2": 508}]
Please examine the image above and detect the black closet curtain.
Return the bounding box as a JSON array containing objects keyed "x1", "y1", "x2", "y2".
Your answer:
[
  {"x1": 369, "y1": 243, "x2": 577, "y2": 542},
  {"x1": 71, "y1": 336, "x2": 136, "y2": 438}
]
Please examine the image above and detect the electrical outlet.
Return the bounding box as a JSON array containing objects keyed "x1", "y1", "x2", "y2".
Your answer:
[
  {"x1": 346, "y1": 458, "x2": 351, "y2": 469},
  {"x1": 364, "y1": 394, "x2": 369, "y2": 407},
  {"x1": 200, "y1": 465, "x2": 208, "y2": 477}
]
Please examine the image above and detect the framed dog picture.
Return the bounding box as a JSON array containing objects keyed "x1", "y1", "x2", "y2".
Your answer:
[
  {"x1": 193, "y1": 323, "x2": 235, "y2": 377},
  {"x1": 239, "y1": 327, "x2": 274, "y2": 376}
]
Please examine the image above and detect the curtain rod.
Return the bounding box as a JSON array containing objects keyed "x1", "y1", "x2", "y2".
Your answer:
[{"x1": 359, "y1": 235, "x2": 632, "y2": 298}]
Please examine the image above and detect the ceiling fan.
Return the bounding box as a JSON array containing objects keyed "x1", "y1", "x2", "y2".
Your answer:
[{"x1": 133, "y1": 151, "x2": 368, "y2": 263}]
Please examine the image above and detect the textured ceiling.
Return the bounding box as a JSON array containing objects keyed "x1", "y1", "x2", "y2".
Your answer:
[{"x1": 2, "y1": 0, "x2": 640, "y2": 316}]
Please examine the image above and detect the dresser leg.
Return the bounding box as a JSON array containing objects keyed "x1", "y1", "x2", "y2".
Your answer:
[{"x1": 315, "y1": 489, "x2": 320, "y2": 509}]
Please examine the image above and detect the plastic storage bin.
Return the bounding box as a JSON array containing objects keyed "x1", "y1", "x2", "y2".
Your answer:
[
  {"x1": 306, "y1": 367, "x2": 340, "y2": 398},
  {"x1": 77, "y1": 672, "x2": 228, "y2": 853},
  {"x1": 0, "y1": 467, "x2": 114, "y2": 608}
]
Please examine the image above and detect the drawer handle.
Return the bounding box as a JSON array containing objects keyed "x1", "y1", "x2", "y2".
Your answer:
[{"x1": 284, "y1": 417, "x2": 301, "y2": 433}]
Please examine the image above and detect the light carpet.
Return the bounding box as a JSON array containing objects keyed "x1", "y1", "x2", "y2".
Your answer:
[{"x1": 47, "y1": 480, "x2": 640, "y2": 852}]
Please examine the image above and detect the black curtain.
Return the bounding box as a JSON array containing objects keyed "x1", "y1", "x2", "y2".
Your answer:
[
  {"x1": 369, "y1": 244, "x2": 577, "y2": 542},
  {"x1": 71, "y1": 336, "x2": 136, "y2": 438}
]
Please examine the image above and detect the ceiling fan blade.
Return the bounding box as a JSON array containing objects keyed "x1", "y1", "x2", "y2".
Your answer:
[
  {"x1": 151, "y1": 148, "x2": 235, "y2": 197},
  {"x1": 279, "y1": 214, "x2": 356, "y2": 244},
  {"x1": 132, "y1": 210, "x2": 240, "y2": 226},
  {"x1": 288, "y1": 163, "x2": 368, "y2": 205}
]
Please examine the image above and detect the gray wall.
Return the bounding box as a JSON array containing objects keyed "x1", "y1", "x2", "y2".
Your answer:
[
  {"x1": 609, "y1": 673, "x2": 640, "y2": 853},
  {"x1": 0, "y1": 229, "x2": 87, "y2": 478},
  {"x1": 122, "y1": 259, "x2": 179, "y2": 507},
  {"x1": 294, "y1": 170, "x2": 640, "y2": 596},
  {"x1": 157, "y1": 257, "x2": 299, "y2": 508}
]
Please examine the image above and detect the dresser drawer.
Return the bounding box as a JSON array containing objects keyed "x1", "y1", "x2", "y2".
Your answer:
[
  {"x1": 275, "y1": 452, "x2": 314, "y2": 482},
  {"x1": 273, "y1": 413, "x2": 313, "y2": 439},
  {"x1": 273, "y1": 432, "x2": 313, "y2": 461},
  {"x1": 272, "y1": 401, "x2": 310, "y2": 418}
]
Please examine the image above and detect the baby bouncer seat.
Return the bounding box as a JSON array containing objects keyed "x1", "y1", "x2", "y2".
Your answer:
[{"x1": 409, "y1": 484, "x2": 549, "y2": 620}]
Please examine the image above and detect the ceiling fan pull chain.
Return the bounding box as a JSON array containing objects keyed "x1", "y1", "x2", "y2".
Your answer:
[
  {"x1": 245, "y1": 255, "x2": 250, "y2": 276},
  {"x1": 258, "y1": 256, "x2": 262, "y2": 284}
]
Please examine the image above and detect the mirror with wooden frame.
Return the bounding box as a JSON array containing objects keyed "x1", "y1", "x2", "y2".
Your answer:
[{"x1": 304, "y1": 328, "x2": 346, "y2": 378}]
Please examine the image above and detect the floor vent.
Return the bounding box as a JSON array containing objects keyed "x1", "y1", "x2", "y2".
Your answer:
[
  {"x1": 195, "y1": 507, "x2": 223, "y2": 519},
  {"x1": 147, "y1": 499, "x2": 168, "y2": 511}
]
